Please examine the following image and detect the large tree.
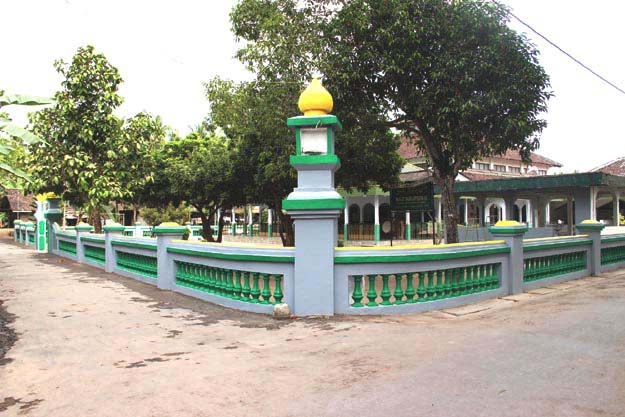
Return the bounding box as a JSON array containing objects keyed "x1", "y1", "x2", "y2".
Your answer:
[
  {"x1": 142, "y1": 133, "x2": 239, "y2": 242},
  {"x1": 27, "y1": 46, "x2": 164, "y2": 232},
  {"x1": 227, "y1": 0, "x2": 551, "y2": 243},
  {"x1": 208, "y1": 0, "x2": 404, "y2": 246}
]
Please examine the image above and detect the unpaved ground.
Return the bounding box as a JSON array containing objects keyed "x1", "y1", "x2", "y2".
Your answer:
[{"x1": 1, "y1": 241, "x2": 625, "y2": 417}]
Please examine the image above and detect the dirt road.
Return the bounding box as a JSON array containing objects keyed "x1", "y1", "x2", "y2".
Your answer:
[{"x1": 1, "y1": 241, "x2": 624, "y2": 417}]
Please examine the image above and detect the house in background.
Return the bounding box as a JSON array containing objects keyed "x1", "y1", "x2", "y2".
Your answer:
[{"x1": 0, "y1": 189, "x2": 35, "y2": 227}]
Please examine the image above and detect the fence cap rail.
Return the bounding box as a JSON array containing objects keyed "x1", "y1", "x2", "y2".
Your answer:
[{"x1": 337, "y1": 240, "x2": 505, "y2": 251}]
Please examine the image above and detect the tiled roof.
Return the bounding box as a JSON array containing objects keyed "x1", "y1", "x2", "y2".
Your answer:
[
  {"x1": 590, "y1": 157, "x2": 625, "y2": 177},
  {"x1": 398, "y1": 137, "x2": 562, "y2": 168},
  {"x1": 2, "y1": 189, "x2": 35, "y2": 212},
  {"x1": 460, "y1": 171, "x2": 510, "y2": 182}
]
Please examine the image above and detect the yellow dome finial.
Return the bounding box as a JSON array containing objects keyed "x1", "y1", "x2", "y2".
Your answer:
[{"x1": 298, "y1": 77, "x2": 333, "y2": 116}]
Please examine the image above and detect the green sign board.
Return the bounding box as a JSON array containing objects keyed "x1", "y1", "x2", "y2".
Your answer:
[{"x1": 390, "y1": 182, "x2": 434, "y2": 212}]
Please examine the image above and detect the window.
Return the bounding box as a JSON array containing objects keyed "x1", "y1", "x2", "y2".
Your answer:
[
  {"x1": 475, "y1": 162, "x2": 490, "y2": 170},
  {"x1": 537, "y1": 170, "x2": 547, "y2": 176},
  {"x1": 509, "y1": 166, "x2": 521, "y2": 174},
  {"x1": 494, "y1": 164, "x2": 506, "y2": 172}
]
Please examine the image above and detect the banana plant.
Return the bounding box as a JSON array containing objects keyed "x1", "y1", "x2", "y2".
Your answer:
[{"x1": 0, "y1": 89, "x2": 54, "y2": 185}]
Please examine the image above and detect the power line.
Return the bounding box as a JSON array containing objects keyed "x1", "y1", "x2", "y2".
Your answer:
[{"x1": 496, "y1": 1, "x2": 625, "y2": 97}]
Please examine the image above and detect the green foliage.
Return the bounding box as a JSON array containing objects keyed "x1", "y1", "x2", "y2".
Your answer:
[
  {"x1": 140, "y1": 203, "x2": 191, "y2": 226},
  {"x1": 0, "y1": 90, "x2": 53, "y2": 187},
  {"x1": 227, "y1": 0, "x2": 551, "y2": 243},
  {"x1": 142, "y1": 131, "x2": 238, "y2": 242},
  {"x1": 26, "y1": 46, "x2": 166, "y2": 232}
]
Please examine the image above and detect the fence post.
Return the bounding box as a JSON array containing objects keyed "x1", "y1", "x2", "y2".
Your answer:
[
  {"x1": 103, "y1": 223, "x2": 125, "y2": 273},
  {"x1": 23, "y1": 222, "x2": 35, "y2": 246},
  {"x1": 154, "y1": 222, "x2": 186, "y2": 290},
  {"x1": 283, "y1": 78, "x2": 344, "y2": 316},
  {"x1": 488, "y1": 220, "x2": 528, "y2": 295},
  {"x1": 14, "y1": 220, "x2": 21, "y2": 243},
  {"x1": 35, "y1": 201, "x2": 47, "y2": 252},
  {"x1": 576, "y1": 220, "x2": 604, "y2": 276},
  {"x1": 74, "y1": 222, "x2": 94, "y2": 263}
]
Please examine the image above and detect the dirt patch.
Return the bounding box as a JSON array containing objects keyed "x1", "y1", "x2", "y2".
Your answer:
[
  {"x1": 0, "y1": 397, "x2": 44, "y2": 413},
  {"x1": 0, "y1": 299, "x2": 17, "y2": 366}
]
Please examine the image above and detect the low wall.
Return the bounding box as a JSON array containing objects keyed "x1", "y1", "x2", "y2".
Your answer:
[{"x1": 13, "y1": 222, "x2": 624, "y2": 317}]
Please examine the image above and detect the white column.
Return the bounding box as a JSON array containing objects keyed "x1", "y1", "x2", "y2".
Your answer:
[
  {"x1": 268, "y1": 208, "x2": 273, "y2": 223},
  {"x1": 590, "y1": 186, "x2": 598, "y2": 221},
  {"x1": 463, "y1": 198, "x2": 469, "y2": 225},
  {"x1": 501, "y1": 201, "x2": 507, "y2": 221},
  {"x1": 344, "y1": 206, "x2": 349, "y2": 225},
  {"x1": 216, "y1": 209, "x2": 221, "y2": 226},
  {"x1": 526, "y1": 200, "x2": 533, "y2": 227},
  {"x1": 374, "y1": 196, "x2": 380, "y2": 225},
  {"x1": 437, "y1": 198, "x2": 442, "y2": 222},
  {"x1": 544, "y1": 201, "x2": 550, "y2": 226},
  {"x1": 405, "y1": 210, "x2": 411, "y2": 225},
  {"x1": 614, "y1": 192, "x2": 621, "y2": 227}
]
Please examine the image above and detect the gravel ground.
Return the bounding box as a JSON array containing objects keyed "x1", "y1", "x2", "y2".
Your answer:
[{"x1": 1, "y1": 240, "x2": 625, "y2": 417}]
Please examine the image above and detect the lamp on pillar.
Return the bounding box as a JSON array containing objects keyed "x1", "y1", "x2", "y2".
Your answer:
[{"x1": 283, "y1": 77, "x2": 345, "y2": 316}]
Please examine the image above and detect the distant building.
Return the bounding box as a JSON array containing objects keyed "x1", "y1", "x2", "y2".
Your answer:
[{"x1": 0, "y1": 189, "x2": 35, "y2": 226}]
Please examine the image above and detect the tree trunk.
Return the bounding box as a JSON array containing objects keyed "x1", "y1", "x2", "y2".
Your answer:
[
  {"x1": 197, "y1": 208, "x2": 217, "y2": 243},
  {"x1": 274, "y1": 199, "x2": 294, "y2": 247},
  {"x1": 90, "y1": 207, "x2": 102, "y2": 233},
  {"x1": 216, "y1": 210, "x2": 225, "y2": 243},
  {"x1": 436, "y1": 175, "x2": 459, "y2": 244}
]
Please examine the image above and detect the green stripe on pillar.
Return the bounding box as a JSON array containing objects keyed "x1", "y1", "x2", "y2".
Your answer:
[{"x1": 374, "y1": 224, "x2": 380, "y2": 242}]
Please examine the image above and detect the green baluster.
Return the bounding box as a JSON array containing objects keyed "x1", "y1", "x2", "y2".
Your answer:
[
  {"x1": 426, "y1": 272, "x2": 436, "y2": 299},
  {"x1": 443, "y1": 269, "x2": 453, "y2": 298},
  {"x1": 232, "y1": 270, "x2": 241, "y2": 300},
  {"x1": 405, "y1": 273, "x2": 417, "y2": 303},
  {"x1": 366, "y1": 275, "x2": 378, "y2": 307},
  {"x1": 273, "y1": 275, "x2": 283, "y2": 304},
  {"x1": 206, "y1": 267, "x2": 213, "y2": 293},
  {"x1": 380, "y1": 274, "x2": 392, "y2": 306},
  {"x1": 250, "y1": 272, "x2": 261, "y2": 303},
  {"x1": 466, "y1": 266, "x2": 474, "y2": 293},
  {"x1": 413, "y1": 272, "x2": 424, "y2": 302},
  {"x1": 490, "y1": 264, "x2": 499, "y2": 289},
  {"x1": 393, "y1": 274, "x2": 405, "y2": 305},
  {"x1": 261, "y1": 274, "x2": 271, "y2": 304},
  {"x1": 451, "y1": 268, "x2": 460, "y2": 297},
  {"x1": 241, "y1": 271, "x2": 251, "y2": 301},
  {"x1": 435, "y1": 271, "x2": 446, "y2": 299},
  {"x1": 351, "y1": 275, "x2": 364, "y2": 307}
]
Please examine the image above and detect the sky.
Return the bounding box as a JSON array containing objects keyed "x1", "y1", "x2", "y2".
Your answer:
[{"x1": 3, "y1": 0, "x2": 625, "y2": 173}]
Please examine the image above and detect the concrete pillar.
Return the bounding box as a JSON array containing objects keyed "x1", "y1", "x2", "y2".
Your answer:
[
  {"x1": 283, "y1": 100, "x2": 343, "y2": 316},
  {"x1": 344, "y1": 206, "x2": 349, "y2": 240},
  {"x1": 248, "y1": 206, "x2": 254, "y2": 236},
  {"x1": 231, "y1": 207, "x2": 237, "y2": 235},
  {"x1": 13, "y1": 220, "x2": 20, "y2": 243},
  {"x1": 488, "y1": 221, "x2": 528, "y2": 295},
  {"x1": 503, "y1": 195, "x2": 515, "y2": 221},
  {"x1": 374, "y1": 195, "x2": 380, "y2": 241},
  {"x1": 44, "y1": 198, "x2": 63, "y2": 253},
  {"x1": 525, "y1": 199, "x2": 533, "y2": 227},
  {"x1": 437, "y1": 198, "x2": 442, "y2": 222},
  {"x1": 477, "y1": 197, "x2": 486, "y2": 227},
  {"x1": 103, "y1": 223, "x2": 125, "y2": 273},
  {"x1": 613, "y1": 192, "x2": 621, "y2": 227},
  {"x1": 567, "y1": 196, "x2": 574, "y2": 235},
  {"x1": 463, "y1": 198, "x2": 469, "y2": 225},
  {"x1": 154, "y1": 223, "x2": 186, "y2": 290},
  {"x1": 74, "y1": 223, "x2": 94, "y2": 263},
  {"x1": 544, "y1": 200, "x2": 550, "y2": 226},
  {"x1": 267, "y1": 208, "x2": 273, "y2": 237},
  {"x1": 576, "y1": 220, "x2": 605, "y2": 276},
  {"x1": 405, "y1": 211, "x2": 411, "y2": 240},
  {"x1": 35, "y1": 201, "x2": 47, "y2": 252}
]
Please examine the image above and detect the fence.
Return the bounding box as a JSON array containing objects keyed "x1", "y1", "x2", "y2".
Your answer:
[{"x1": 12, "y1": 219, "x2": 625, "y2": 316}]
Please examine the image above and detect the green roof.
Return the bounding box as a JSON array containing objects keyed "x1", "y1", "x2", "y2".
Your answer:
[{"x1": 436, "y1": 173, "x2": 625, "y2": 194}]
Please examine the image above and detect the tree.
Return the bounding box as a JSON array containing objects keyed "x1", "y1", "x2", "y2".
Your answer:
[
  {"x1": 208, "y1": 0, "x2": 404, "y2": 246},
  {"x1": 228, "y1": 0, "x2": 551, "y2": 243},
  {"x1": 0, "y1": 90, "x2": 53, "y2": 186},
  {"x1": 26, "y1": 46, "x2": 162, "y2": 233},
  {"x1": 143, "y1": 133, "x2": 238, "y2": 242},
  {"x1": 120, "y1": 112, "x2": 168, "y2": 220}
]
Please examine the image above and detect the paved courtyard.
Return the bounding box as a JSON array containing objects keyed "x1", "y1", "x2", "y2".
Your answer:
[{"x1": 1, "y1": 240, "x2": 625, "y2": 417}]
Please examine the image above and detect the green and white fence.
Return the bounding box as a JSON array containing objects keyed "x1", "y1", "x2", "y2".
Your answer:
[{"x1": 13, "y1": 218, "x2": 625, "y2": 316}]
